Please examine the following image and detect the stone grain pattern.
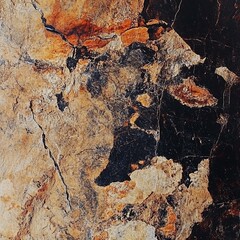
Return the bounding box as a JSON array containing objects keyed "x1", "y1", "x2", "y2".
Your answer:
[{"x1": 0, "y1": 0, "x2": 239, "y2": 240}]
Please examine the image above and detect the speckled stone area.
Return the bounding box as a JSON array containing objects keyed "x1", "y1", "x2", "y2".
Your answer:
[{"x1": 0, "y1": 1, "x2": 239, "y2": 239}]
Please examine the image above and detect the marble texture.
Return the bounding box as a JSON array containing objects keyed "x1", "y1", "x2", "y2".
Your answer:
[{"x1": 0, "y1": 0, "x2": 239, "y2": 239}]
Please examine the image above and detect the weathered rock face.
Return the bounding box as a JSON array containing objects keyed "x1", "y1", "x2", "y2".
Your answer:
[{"x1": 0, "y1": 0, "x2": 239, "y2": 240}]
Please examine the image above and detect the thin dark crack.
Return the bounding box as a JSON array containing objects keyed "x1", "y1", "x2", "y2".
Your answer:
[
  {"x1": 31, "y1": 0, "x2": 73, "y2": 47},
  {"x1": 29, "y1": 100, "x2": 72, "y2": 210}
]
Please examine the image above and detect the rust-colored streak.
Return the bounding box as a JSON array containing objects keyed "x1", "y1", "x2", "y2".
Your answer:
[
  {"x1": 168, "y1": 78, "x2": 218, "y2": 108},
  {"x1": 14, "y1": 171, "x2": 55, "y2": 240}
]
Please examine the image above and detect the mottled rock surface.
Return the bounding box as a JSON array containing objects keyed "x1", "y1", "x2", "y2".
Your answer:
[{"x1": 0, "y1": 0, "x2": 239, "y2": 239}]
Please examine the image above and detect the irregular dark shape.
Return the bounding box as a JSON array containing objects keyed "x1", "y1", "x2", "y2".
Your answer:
[
  {"x1": 134, "y1": 103, "x2": 159, "y2": 130},
  {"x1": 141, "y1": 0, "x2": 179, "y2": 24},
  {"x1": 125, "y1": 78, "x2": 146, "y2": 100},
  {"x1": 66, "y1": 57, "x2": 78, "y2": 72},
  {"x1": 122, "y1": 204, "x2": 136, "y2": 220},
  {"x1": 95, "y1": 127, "x2": 156, "y2": 186},
  {"x1": 166, "y1": 195, "x2": 175, "y2": 207},
  {"x1": 86, "y1": 70, "x2": 107, "y2": 97},
  {"x1": 66, "y1": 46, "x2": 90, "y2": 72},
  {"x1": 45, "y1": 24, "x2": 61, "y2": 35},
  {"x1": 96, "y1": 64, "x2": 223, "y2": 186},
  {"x1": 120, "y1": 42, "x2": 155, "y2": 68},
  {"x1": 173, "y1": 0, "x2": 240, "y2": 75},
  {"x1": 55, "y1": 92, "x2": 68, "y2": 112},
  {"x1": 94, "y1": 53, "x2": 110, "y2": 63},
  {"x1": 157, "y1": 93, "x2": 221, "y2": 186},
  {"x1": 158, "y1": 208, "x2": 168, "y2": 227},
  {"x1": 188, "y1": 201, "x2": 240, "y2": 240},
  {"x1": 140, "y1": 0, "x2": 240, "y2": 237},
  {"x1": 127, "y1": 80, "x2": 221, "y2": 186},
  {"x1": 147, "y1": 23, "x2": 169, "y2": 40}
]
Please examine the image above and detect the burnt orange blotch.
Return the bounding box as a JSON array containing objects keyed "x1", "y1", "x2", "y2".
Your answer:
[
  {"x1": 21, "y1": 134, "x2": 30, "y2": 145},
  {"x1": 121, "y1": 27, "x2": 149, "y2": 46},
  {"x1": 168, "y1": 78, "x2": 217, "y2": 108},
  {"x1": 93, "y1": 231, "x2": 109, "y2": 240},
  {"x1": 106, "y1": 181, "x2": 135, "y2": 199},
  {"x1": 152, "y1": 26, "x2": 165, "y2": 40},
  {"x1": 79, "y1": 85, "x2": 88, "y2": 93},
  {"x1": 83, "y1": 38, "x2": 111, "y2": 50},
  {"x1": 146, "y1": 19, "x2": 166, "y2": 40},
  {"x1": 159, "y1": 206, "x2": 177, "y2": 237},
  {"x1": 39, "y1": 32, "x2": 72, "y2": 59},
  {"x1": 131, "y1": 163, "x2": 139, "y2": 171},
  {"x1": 46, "y1": 1, "x2": 134, "y2": 47}
]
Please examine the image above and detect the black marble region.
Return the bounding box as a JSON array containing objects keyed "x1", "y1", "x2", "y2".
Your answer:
[
  {"x1": 141, "y1": 0, "x2": 240, "y2": 239},
  {"x1": 93, "y1": 1, "x2": 240, "y2": 238}
]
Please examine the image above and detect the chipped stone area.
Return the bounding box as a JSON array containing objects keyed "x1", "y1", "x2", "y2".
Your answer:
[
  {"x1": 95, "y1": 158, "x2": 212, "y2": 240},
  {"x1": 0, "y1": 0, "x2": 235, "y2": 239}
]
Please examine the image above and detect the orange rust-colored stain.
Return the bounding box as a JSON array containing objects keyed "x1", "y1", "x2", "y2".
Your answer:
[
  {"x1": 37, "y1": 182, "x2": 49, "y2": 195},
  {"x1": 106, "y1": 181, "x2": 135, "y2": 199},
  {"x1": 123, "y1": 120, "x2": 129, "y2": 127},
  {"x1": 168, "y1": 78, "x2": 218, "y2": 108},
  {"x1": 131, "y1": 163, "x2": 139, "y2": 171},
  {"x1": 79, "y1": 85, "x2": 88, "y2": 93},
  {"x1": 160, "y1": 206, "x2": 177, "y2": 237},
  {"x1": 121, "y1": 27, "x2": 149, "y2": 46},
  {"x1": 46, "y1": 1, "x2": 133, "y2": 46},
  {"x1": 153, "y1": 26, "x2": 165, "y2": 39},
  {"x1": 14, "y1": 172, "x2": 54, "y2": 240},
  {"x1": 107, "y1": 19, "x2": 133, "y2": 35},
  {"x1": 83, "y1": 38, "x2": 111, "y2": 50},
  {"x1": 21, "y1": 134, "x2": 30, "y2": 145},
  {"x1": 93, "y1": 231, "x2": 109, "y2": 240},
  {"x1": 36, "y1": 32, "x2": 72, "y2": 60}
]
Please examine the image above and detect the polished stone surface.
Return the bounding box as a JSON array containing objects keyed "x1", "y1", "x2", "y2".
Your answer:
[{"x1": 0, "y1": 0, "x2": 239, "y2": 239}]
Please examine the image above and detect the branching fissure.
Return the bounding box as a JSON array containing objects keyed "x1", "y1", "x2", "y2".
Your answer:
[{"x1": 31, "y1": 0, "x2": 74, "y2": 47}]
